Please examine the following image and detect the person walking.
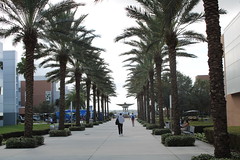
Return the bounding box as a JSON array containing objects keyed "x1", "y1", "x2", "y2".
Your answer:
[
  {"x1": 130, "y1": 113, "x2": 135, "y2": 127},
  {"x1": 116, "y1": 113, "x2": 125, "y2": 136}
]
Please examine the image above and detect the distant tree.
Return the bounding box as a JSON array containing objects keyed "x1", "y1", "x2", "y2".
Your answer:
[
  {"x1": 65, "y1": 88, "x2": 85, "y2": 110},
  {"x1": 177, "y1": 72, "x2": 193, "y2": 115},
  {"x1": 191, "y1": 79, "x2": 210, "y2": 116},
  {"x1": 34, "y1": 101, "x2": 55, "y2": 113}
]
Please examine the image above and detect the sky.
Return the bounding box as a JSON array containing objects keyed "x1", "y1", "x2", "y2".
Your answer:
[{"x1": 1, "y1": 0, "x2": 240, "y2": 111}]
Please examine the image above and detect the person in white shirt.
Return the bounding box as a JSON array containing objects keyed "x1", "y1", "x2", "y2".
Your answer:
[{"x1": 117, "y1": 113, "x2": 125, "y2": 136}]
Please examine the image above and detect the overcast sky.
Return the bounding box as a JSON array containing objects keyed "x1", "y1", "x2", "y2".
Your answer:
[{"x1": 1, "y1": 0, "x2": 240, "y2": 111}]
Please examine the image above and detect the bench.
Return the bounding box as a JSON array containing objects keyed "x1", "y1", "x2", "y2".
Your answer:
[{"x1": 182, "y1": 126, "x2": 195, "y2": 135}]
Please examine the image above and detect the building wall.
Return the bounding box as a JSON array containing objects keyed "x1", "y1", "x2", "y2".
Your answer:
[
  {"x1": 0, "y1": 43, "x2": 3, "y2": 126},
  {"x1": 223, "y1": 12, "x2": 240, "y2": 126},
  {"x1": 21, "y1": 80, "x2": 52, "y2": 107},
  {"x1": 226, "y1": 93, "x2": 240, "y2": 126},
  {"x1": 3, "y1": 50, "x2": 19, "y2": 125}
]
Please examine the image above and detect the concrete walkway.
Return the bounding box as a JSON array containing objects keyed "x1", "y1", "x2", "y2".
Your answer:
[{"x1": 0, "y1": 119, "x2": 214, "y2": 160}]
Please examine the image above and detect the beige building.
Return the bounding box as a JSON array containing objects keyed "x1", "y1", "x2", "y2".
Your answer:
[{"x1": 223, "y1": 12, "x2": 240, "y2": 126}]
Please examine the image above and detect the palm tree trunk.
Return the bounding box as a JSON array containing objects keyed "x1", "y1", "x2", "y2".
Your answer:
[
  {"x1": 104, "y1": 96, "x2": 107, "y2": 120},
  {"x1": 92, "y1": 84, "x2": 97, "y2": 122},
  {"x1": 101, "y1": 94, "x2": 105, "y2": 121},
  {"x1": 75, "y1": 72, "x2": 82, "y2": 126},
  {"x1": 203, "y1": 0, "x2": 231, "y2": 158},
  {"x1": 142, "y1": 88, "x2": 146, "y2": 121},
  {"x1": 23, "y1": 32, "x2": 37, "y2": 137},
  {"x1": 140, "y1": 92, "x2": 144, "y2": 120},
  {"x1": 168, "y1": 44, "x2": 181, "y2": 135},
  {"x1": 138, "y1": 93, "x2": 143, "y2": 120},
  {"x1": 97, "y1": 89, "x2": 101, "y2": 121},
  {"x1": 146, "y1": 82, "x2": 150, "y2": 123},
  {"x1": 59, "y1": 60, "x2": 67, "y2": 130},
  {"x1": 86, "y1": 78, "x2": 91, "y2": 124},
  {"x1": 149, "y1": 69, "x2": 155, "y2": 124},
  {"x1": 106, "y1": 96, "x2": 109, "y2": 119},
  {"x1": 154, "y1": 54, "x2": 165, "y2": 128}
]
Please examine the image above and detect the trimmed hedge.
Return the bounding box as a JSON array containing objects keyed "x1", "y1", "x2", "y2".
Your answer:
[
  {"x1": 49, "y1": 129, "x2": 71, "y2": 137},
  {"x1": 204, "y1": 127, "x2": 240, "y2": 151},
  {"x1": 69, "y1": 126, "x2": 85, "y2": 131},
  {"x1": 165, "y1": 135, "x2": 195, "y2": 146},
  {"x1": 0, "y1": 134, "x2": 2, "y2": 145},
  {"x1": 146, "y1": 124, "x2": 160, "y2": 130},
  {"x1": 85, "y1": 123, "x2": 93, "y2": 128},
  {"x1": 2, "y1": 129, "x2": 50, "y2": 139},
  {"x1": 191, "y1": 152, "x2": 240, "y2": 160},
  {"x1": 191, "y1": 154, "x2": 214, "y2": 160},
  {"x1": 153, "y1": 128, "x2": 171, "y2": 135},
  {"x1": 194, "y1": 125, "x2": 213, "y2": 133},
  {"x1": 6, "y1": 136, "x2": 44, "y2": 148},
  {"x1": 93, "y1": 122, "x2": 100, "y2": 125},
  {"x1": 161, "y1": 133, "x2": 173, "y2": 144}
]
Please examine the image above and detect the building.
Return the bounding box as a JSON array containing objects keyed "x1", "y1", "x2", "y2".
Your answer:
[
  {"x1": 20, "y1": 76, "x2": 60, "y2": 114},
  {"x1": 3, "y1": 50, "x2": 19, "y2": 125},
  {"x1": 223, "y1": 12, "x2": 240, "y2": 126},
  {"x1": 0, "y1": 42, "x2": 3, "y2": 126}
]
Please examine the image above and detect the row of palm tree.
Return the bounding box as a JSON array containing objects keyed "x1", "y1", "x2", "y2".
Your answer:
[
  {"x1": 0, "y1": 0, "x2": 115, "y2": 137},
  {"x1": 116, "y1": 0, "x2": 205, "y2": 134},
  {"x1": 114, "y1": 0, "x2": 230, "y2": 158}
]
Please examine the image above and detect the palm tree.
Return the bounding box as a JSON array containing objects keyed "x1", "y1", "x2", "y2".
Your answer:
[
  {"x1": 67, "y1": 34, "x2": 102, "y2": 126},
  {"x1": 153, "y1": 0, "x2": 205, "y2": 135},
  {"x1": 202, "y1": 0, "x2": 231, "y2": 158},
  {"x1": 39, "y1": 9, "x2": 90, "y2": 130},
  {"x1": 0, "y1": 0, "x2": 79, "y2": 137}
]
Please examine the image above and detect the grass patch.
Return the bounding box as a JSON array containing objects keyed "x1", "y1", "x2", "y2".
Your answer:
[
  {"x1": 190, "y1": 120, "x2": 213, "y2": 126},
  {"x1": 228, "y1": 126, "x2": 240, "y2": 134},
  {"x1": 0, "y1": 124, "x2": 51, "y2": 134}
]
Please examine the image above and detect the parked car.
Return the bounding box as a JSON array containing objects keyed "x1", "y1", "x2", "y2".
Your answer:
[
  {"x1": 33, "y1": 115, "x2": 41, "y2": 121},
  {"x1": 18, "y1": 115, "x2": 24, "y2": 123}
]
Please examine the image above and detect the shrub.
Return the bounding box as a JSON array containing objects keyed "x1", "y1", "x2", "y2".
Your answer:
[
  {"x1": 194, "y1": 125, "x2": 213, "y2": 133},
  {"x1": 165, "y1": 135, "x2": 195, "y2": 146},
  {"x1": 85, "y1": 123, "x2": 93, "y2": 128},
  {"x1": 194, "y1": 133, "x2": 208, "y2": 143},
  {"x1": 0, "y1": 134, "x2": 3, "y2": 145},
  {"x1": 143, "y1": 123, "x2": 149, "y2": 127},
  {"x1": 191, "y1": 152, "x2": 240, "y2": 160},
  {"x1": 49, "y1": 129, "x2": 71, "y2": 137},
  {"x1": 6, "y1": 137, "x2": 37, "y2": 148},
  {"x1": 231, "y1": 152, "x2": 240, "y2": 160},
  {"x1": 146, "y1": 124, "x2": 160, "y2": 130},
  {"x1": 204, "y1": 127, "x2": 240, "y2": 151},
  {"x1": 229, "y1": 133, "x2": 240, "y2": 151},
  {"x1": 153, "y1": 129, "x2": 171, "y2": 135},
  {"x1": 204, "y1": 127, "x2": 214, "y2": 144},
  {"x1": 191, "y1": 154, "x2": 214, "y2": 160},
  {"x1": 69, "y1": 126, "x2": 85, "y2": 131},
  {"x1": 34, "y1": 136, "x2": 44, "y2": 145},
  {"x1": 161, "y1": 133, "x2": 173, "y2": 144},
  {"x1": 93, "y1": 122, "x2": 100, "y2": 125}
]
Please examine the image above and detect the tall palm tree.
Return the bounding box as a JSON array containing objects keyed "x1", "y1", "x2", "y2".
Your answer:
[
  {"x1": 67, "y1": 35, "x2": 102, "y2": 126},
  {"x1": 154, "y1": 0, "x2": 205, "y2": 135},
  {"x1": 39, "y1": 9, "x2": 90, "y2": 130},
  {"x1": 202, "y1": 0, "x2": 230, "y2": 158},
  {"x1": 0, "y1": 0, "x2": 79, "y2": 137}
]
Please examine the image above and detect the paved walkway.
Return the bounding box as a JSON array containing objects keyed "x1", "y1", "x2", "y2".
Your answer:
[{"x1": 0, "y1": 119, "x2": 214, "y2": 160}]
